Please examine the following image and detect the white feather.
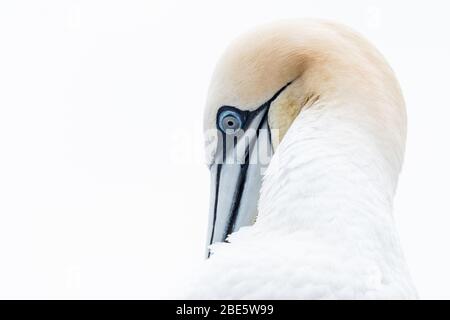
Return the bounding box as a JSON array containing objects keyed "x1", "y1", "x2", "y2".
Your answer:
[{"x1": 186, "y1": 100, "x2": 416, "y2": 299}]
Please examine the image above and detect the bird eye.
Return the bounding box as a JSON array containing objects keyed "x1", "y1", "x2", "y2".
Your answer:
[{"x1": 218, "y1": 110, "x2": 243, "y2": 133}]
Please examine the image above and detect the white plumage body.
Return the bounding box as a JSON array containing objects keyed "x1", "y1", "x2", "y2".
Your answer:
[{"x1": 189, "y1": 102, "x2": 416, "y2": 299}]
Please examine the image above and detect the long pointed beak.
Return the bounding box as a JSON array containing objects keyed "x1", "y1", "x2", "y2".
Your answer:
[{"x1": 206, "y1": 108, "x2": 273, "y2": 257}]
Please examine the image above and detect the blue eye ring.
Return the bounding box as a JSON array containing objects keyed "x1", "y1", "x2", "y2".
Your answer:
[{"x1": 218, "y1": 109, "x2": 243, "y2": 133}]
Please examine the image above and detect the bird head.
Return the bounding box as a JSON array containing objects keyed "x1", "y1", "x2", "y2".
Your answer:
[{"x1": 203, "y1": 20, "x2": 405, "y2": 257}]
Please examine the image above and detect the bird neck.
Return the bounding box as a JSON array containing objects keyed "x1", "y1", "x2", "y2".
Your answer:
[{"x1": 258, "y1": 100, "x2": 404, "y2": 252}]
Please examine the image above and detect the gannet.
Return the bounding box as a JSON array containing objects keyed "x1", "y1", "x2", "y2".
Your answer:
[{"x1": 191, "y1": 19, "x2": 417, "y2": 299}]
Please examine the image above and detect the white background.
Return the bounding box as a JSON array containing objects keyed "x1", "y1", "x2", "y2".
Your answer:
[{"x1": 0, "y1": 0, "x2": 449, "y2": 299}]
